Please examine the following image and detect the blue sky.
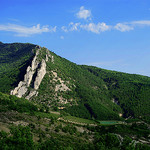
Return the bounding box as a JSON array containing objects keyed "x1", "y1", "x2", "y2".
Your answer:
[{"x1": 1, "y1": 0, "x2": 150, "y2": 76}]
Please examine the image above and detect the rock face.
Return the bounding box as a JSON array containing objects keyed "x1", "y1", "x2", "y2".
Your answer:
[
  {"x1": 10, "y1": 46, "x2": 54, "y2": 99},
  {"x1": 51, "y1": 71, "x2": 70, "y2": 92},
  {"x1": 10, "y1": 81, "x2": 28, "y2": 98},
  {"x1": 25, "y1": 90, "x2": 38, "y2": 100},
  {"x1": 24, "y1": 50, "x2": 39, "y2": 87},
  {"x1": 34, "y1": 59, "x2": 46, "y2": 90}
]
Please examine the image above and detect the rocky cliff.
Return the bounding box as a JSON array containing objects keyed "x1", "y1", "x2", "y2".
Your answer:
[{"x1": 10, "y1": 46, "x2": 54, "y2": 99}]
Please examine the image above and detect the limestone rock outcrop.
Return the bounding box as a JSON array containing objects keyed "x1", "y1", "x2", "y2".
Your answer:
[
  {"x1": 10, "y1": 47, "x2": 54, "y2": 99},
  {"x1": 25, "y1": 90, "x2": 38, "y2": 100},
  {"x1": 10, "y1": 81, "x2": 28, "y2": 98},
  {"x1": 34, "y1": 59, "x2": 46, "y2": 90},
  {"x1": 10, "y1": 49, "x2": 40, "y2": 98},
  {"x1": 45, "y1": 48, "x2": 54, "y2": 63}
]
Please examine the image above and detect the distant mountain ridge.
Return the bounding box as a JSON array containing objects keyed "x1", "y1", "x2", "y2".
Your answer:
[{"x1": 0, "y1": 42, "x2": 150, "y2": 122}]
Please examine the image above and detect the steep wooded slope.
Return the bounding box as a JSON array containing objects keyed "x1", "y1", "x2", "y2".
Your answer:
[
  {"x1": 0, "y1": 42, "x2": 150, "y2": 122},
  {"x1": 0, "y1": 42, "x2": 36, "y2": 93}
]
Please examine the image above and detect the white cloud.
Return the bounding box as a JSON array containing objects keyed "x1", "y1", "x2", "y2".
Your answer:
[
  {"x1": 114, "y1": 23, "x2": 134, "y2": 32},
  {"x1": 61, "y1": 22, "x2": 110, "y2": 34},
  {"x1": 80, "y1": 22, "x2": 110, "y2": 33},
  {"x1": 51, "y1": 26, "x2": 57, "y2": 32},
  {"x1": 76, "y1": 6, "x2": 92, "y2": 20},
  {"x1": 61, "y1": 22, "x2": 80, "y2": 32},
  {"x1": 61, "y1": 26, "x2": 68, "y2": 32},
  {"x1": 114, "y1": 20, "x2": 150, "y2": 32},
  {"x1": 131, "y1": 20, "x2": 150, "y2": 26},
  {"x1": 62, "y1": 19, "x2": 150, "y2": 34},
  {"x1": 0, "y1": 24, "x2": 56, "y2": 37},
  {"x1": 69, "y1": 22, "x2": 80, "y2": 31}
]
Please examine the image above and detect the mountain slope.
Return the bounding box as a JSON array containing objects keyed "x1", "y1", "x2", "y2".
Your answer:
[
  {"x1": 80, "y1": 65, "x2": 150, "y2": 122},
  {"x1": 0, "y1": 42, "x2": 36, "y2": 93},
  {"x1": 0, "y1": 92, "x2": 150, "y2": 149},
  {"x1": 0, "y1": 42, "x2": 150, "y2": 122}
]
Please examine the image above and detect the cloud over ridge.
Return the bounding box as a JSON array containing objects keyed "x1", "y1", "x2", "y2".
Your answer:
[
  {"x1": 80, "y1": 22, "x2": 110, "y2": 33},
  {"x1": 1, "y1": 5, "x2": 150, "y2": 37},
  {"x1": 114, "y1": 23, "x2": 134, "y2": 32},
  {"x1": 0, "y1": 24, "x2": 56, "y2": 37}
]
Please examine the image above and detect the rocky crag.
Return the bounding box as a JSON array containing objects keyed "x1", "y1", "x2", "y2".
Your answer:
[{"x1": 10, "y1": 46, "x2": 54, "y2": 100}]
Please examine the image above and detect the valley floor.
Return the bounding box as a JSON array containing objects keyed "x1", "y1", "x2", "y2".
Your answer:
[{"x1": 0, "y1": 110, "x2": 150, "y2": 150}]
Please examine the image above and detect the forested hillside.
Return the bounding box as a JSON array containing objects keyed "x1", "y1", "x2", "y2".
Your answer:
[
  {"x1": 0, "y1": 42, "x2": 150, "y2": 123},
  {"x1": 0, "y1": 42, "x2": 36, "y2": 93},
  {"x1": 81, "y1": 65, "x2": 150, "y2": 123},
  {"x1": 0, "y1": 92, "x2": 149, "y2": 149},
  {"x1": 0, "y1": 42, "x2": 150, "y2": 149}
]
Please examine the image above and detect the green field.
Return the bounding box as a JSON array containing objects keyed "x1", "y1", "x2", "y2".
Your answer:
[
  {"x1": 35, "y1": 112, "x2": 121, "y2": 125},
  {"x1": 34, "y1": 111, "x2": 60, "y2": 119},
  {"x1": 63, "y1": 115, "x2": 122, "y2": 125},
  {"x1": 98, "y1": 121, "x2": 120, "y2": 125},
  {"x1": 63, "y1": 115, "x2": 96, "y2": 124}
]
